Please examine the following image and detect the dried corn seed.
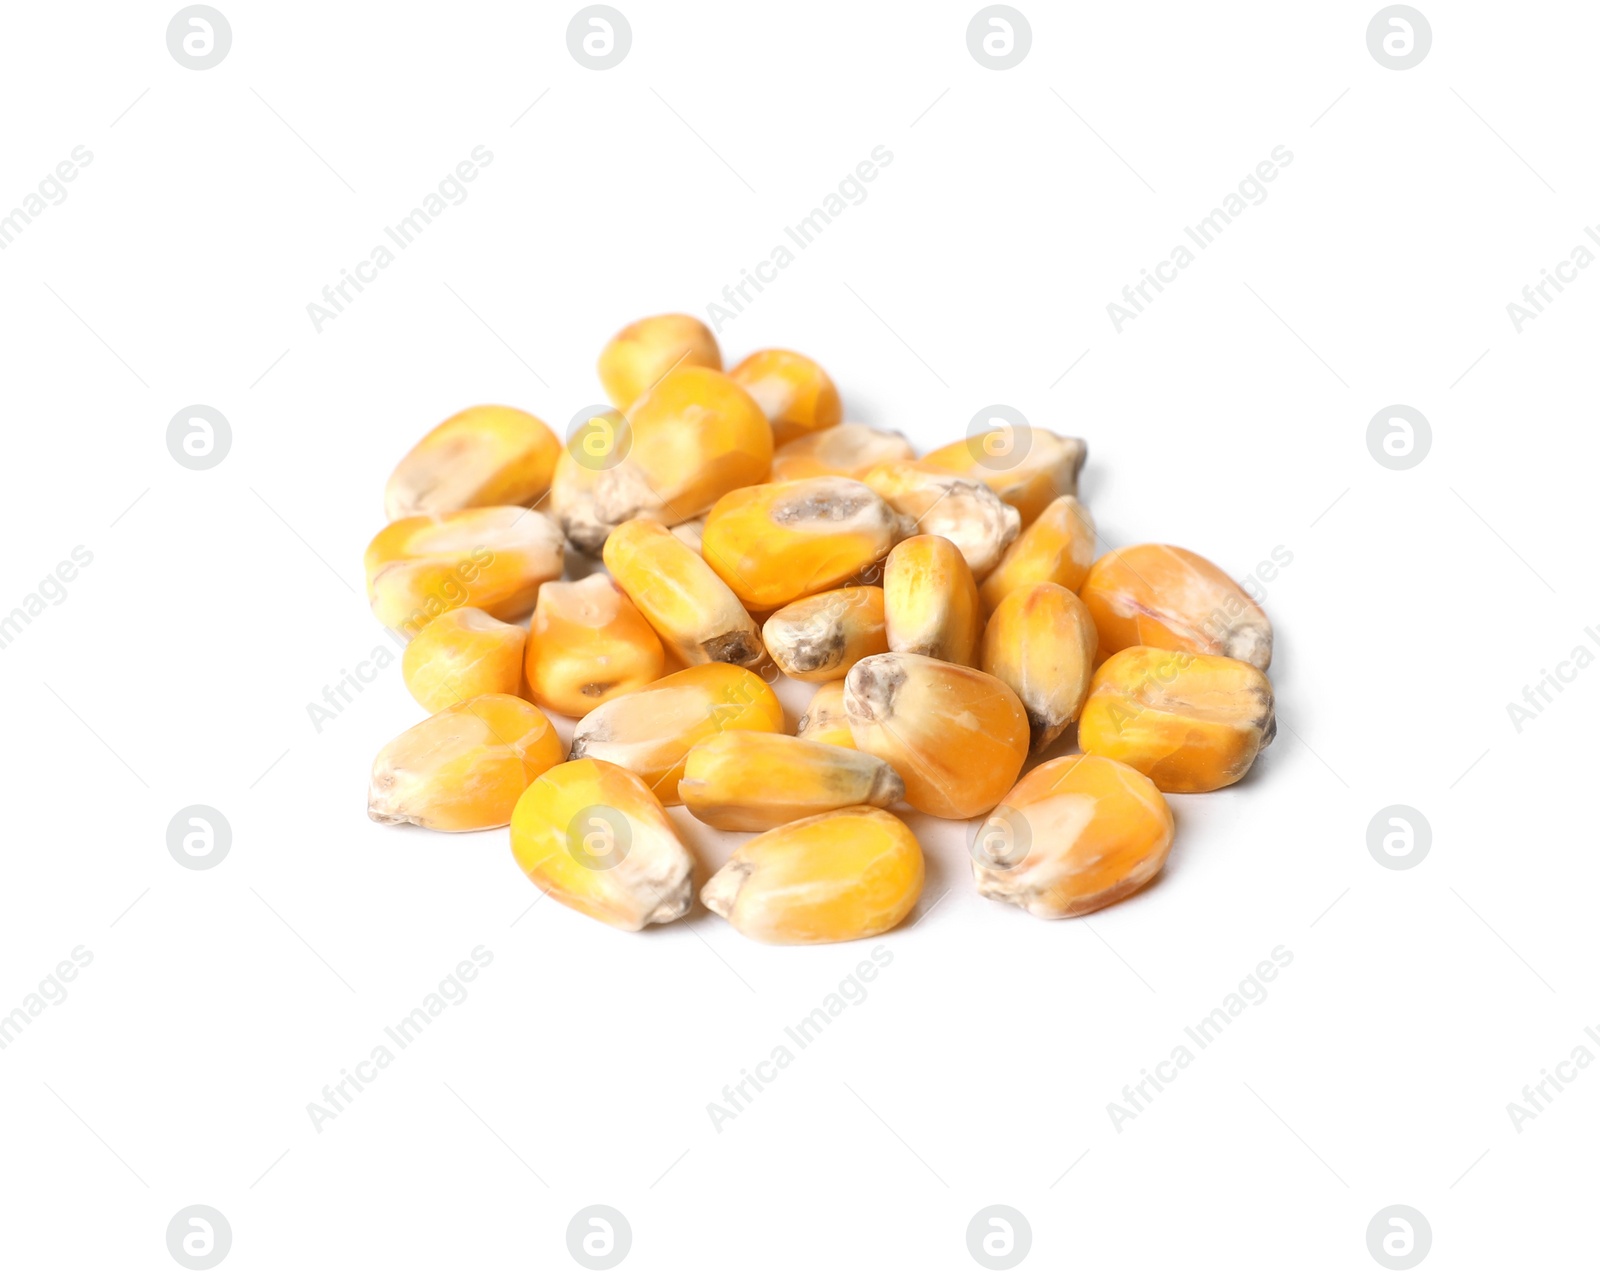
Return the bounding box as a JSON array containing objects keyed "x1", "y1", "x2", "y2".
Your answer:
[
  {"x1": 679, "y1": 731, "x2": 904, "y2": 831},
  {"x1": 701, "y1": 806, "x2": 923, "y2": 943},
  {"x1": 1080, "y1": 543, "x2": 1273, "y2": 669},
  {"x1": 770, "y1": 422, "x2": 916, "y2": 483},
  {"x1": 980, "y1": 583, "x2": 1097, "y2": 753},
  {"x1": 1078, "y1": 646, "x2": 1274, "y2": 792},
  {"x1": 591, "y1": 366, "x2": 772, "y2": 528},
  {"x1": 796, "y1": 680, "x2": 854, "y2": 747},
  {"x1": 524, "y1": 574, "x2": 665, "y2": 717},
  {"x1": 860, "y1": 462, "x2": 1020, "y2": 578},
  {"x1": 602, "y1": 518, "x2": 765, "y2": 667},
  {"x1": 883, "y1": 534, "x2": 982, "y2": 666},
  {"x1": 568, "y1": 662, "x2": 784, "y2": 802},
  {"x1": 844, "y1": 652, "x2": 1028, "y2": 819},
  {"x1": 970, "y1": 753, "x2": 1173, "y2": 918},
  {"x1": 762, "y1": 586, "x2": 887, "y2": 682},
  {"x1": 402, "y1": 607, "x2": 526, "y2": 713},
  {"x1": 546, "y1": 437, "x2": 614, "y2": 554},
  {"x1": 510, "y1": 758, "x2": 695, "y2": 930},
  {"x1": 384, "y1": 405, "x2": 561, "y2": 521},
  {"x1": 364, "y1": 506, "x2": 563, "y2": 635},
  {"x1": 368, "y1": 693, "x2": 563, "y2": 832},
  {"x1": 598, "y1": 313, "x2": 721, "y2": 411},
  {"x1": 727, "y1": 348, "x2": 843, "y2": 446},
  {"x1": 921, "y1": 428, "x2": 1087, "y2": 526},
  {"x1": 978, "y1": 495, "x2": 1097, "y2": 612},
  {"x1": 701, "y1": 477, "x2": 905, "y2": 611}
]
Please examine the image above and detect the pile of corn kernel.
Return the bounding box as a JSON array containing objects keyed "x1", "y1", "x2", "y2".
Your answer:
[{"x1": 364, "y1": 314, "x2": 1276, "y2": 943}]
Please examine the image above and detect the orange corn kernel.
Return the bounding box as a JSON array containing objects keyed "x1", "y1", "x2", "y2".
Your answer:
[
  {"x1": 762, "y1": 586, "x2": 888, "y2": 682},
  {"x1": 980, "y1": 583, "x2": 1097, "y2": 753},
  {"x1": 701, "y1": 477, "x2": 905, "y2": 611},
  {"x1": 700, "y1": 806, "x2": 924, "y2": 943},
  {"x1": 1080, "y1": 544, "x2": 1273, "y2": 669},
  {"x1": 978, "y1": 495, "x2": 1098, "y2": 612},
  {"x1": 679, "y1": 731, "x2": 904, "y2": 831},
  {"x1": 384, "y1": 405, "x2": 561, "y2": 521},
  {"x1": 568, "y1": 662, "x2": 784, "y2": 802},
  {"x1": 368, "y1": 693, "x2": 563, "y2": 832},
  {"x1": 860, "y1": 462, "x2": 1020, "y2": 578},
  {"x1": 524, "y1": 574, "x2": 665, "y2": 717},
  {"x1": 402, "y1": 607, "x2": 526, "y2": 713},
  {"x1": 796, "y1": 680, "x2": 854, "y2": 748},
  {"x1": 970, "y1": 753, "x2": 1174, "y2": 918},
  {"x1": 770, "y1": 423, "x2": 916, "y2": 483},
  {"x1": 727, "y1": 348, "x2": 843, "y2": 446},
  {"x1": 598, "y1": 313, "x2": 721, "y2": 411},
  {"x1": 364, "y1": 507, "x2": 563, "y2": 635},
  {"x1": 547, "y1": 412, "x2": 624, "y2": 554},
  {"x1": 920, "y1": 427, "x2": 1087, "y2": 526},
  {"x1": 1078, "y1": 647, "x2": 1275, "y2": 792},
  {"x1": 844, "y1": 653, "x2": 1028, "y2": 819},
  {"x1": 883, "y1": 534, "x2": 982, "y2": 666}
]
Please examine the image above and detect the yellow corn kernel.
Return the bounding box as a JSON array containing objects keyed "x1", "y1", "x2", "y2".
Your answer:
[
  {"x1": 920, "y1": 428, "x2": 1087, "y2": 526},
  {"x1": 771, "y1": 423, "x2": 916, "y2": 483},
  {"x1": 980, "y1": 583, "x2": 1097, "y2": 754},
  {"x1": 679, "y1": 731, "x2": 904, "y2": 831},
  {"x1": 524, "y1": 574, "x2": 665, "y2": 717},
  {"x1": 510, "y1": 758, "x2": 695, "y2": 930},
  {"x1": 762, "y1": 586, "x2": 887, "y2": 682},
  {"x1": 402, "y1": 607, "x2": 526, "y2": 713},
  {"x1": 701, "y1": 477, "x2": 905, "y2": 611},
  {"x1": 365, "y1": 507, "x2": 564, "y2": 635},
  {"x1": 970, "y1": 753, "x2": 1174, "y2": 918},
  {"x1": 547, "y1": 412, "x2": 625, "y2": 554},
  {"x1": 368, "y1": 693, "x2": 563, "y2": 832},
  {"x1": 727, "y1": 348, "x2": 842, "y2": 446},
  {"x1": 568, "y1": 662, "x2": 784, "y2": 802},
  {"x1": 602, "y1": 518, "x2": 765, "y2": 667},
  {"x1": 1080, "y1": 543, "x2": 1273, "y2": 669},
  {"x1": 598, "y1": 313, "x2": 721, "y2": 411},
  {"x1": 384, "y1": 405, "x2": 561, "y2": 521},
  {"x1": 796, "y1": 680, "x2": 854, "y2": 747},
  {"x1": 591, "y1": 366, "x2": 772, "y2": 529},
  {"x1": 1078, "y1": 646, "x2": 1275, "y2": 792},
  {"x1": 860, "y1": 463, "x2": 1019, "y2": 578},
  {"x1": 700, "y1": 806, "x2": 923, "y2": 943},
  {"x1": 978, "y1": 495, "x2": 1098, "y2": 613},
  {"x1": 844, "y1": 653, "x2": 1028, "y2": 819},
  {"x1": 883, "y1": 534, "x2": 981, "y2": 666}
]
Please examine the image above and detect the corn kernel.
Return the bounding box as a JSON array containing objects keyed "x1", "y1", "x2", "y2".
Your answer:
[
  {"x1": 844, "y1": 652, "x2": 1028, "y2": 819},
  {"x1": 598, "y1": 313, "x2": 721, "y2": 410},
  {"x1": 679, "y1": 731, "x2": 904, "y2": 831},
  {"x1": 883, "y1": 534, "x2": 981, "y2": 666},
  {"x1": 384, "y1": 405, "x2": 561, "y2": 521},
  {"x1": 546, "y1": 440, "x2": 609, "y2": 555},
  {"x1": 402, "y1": 607, "x2": 526, "y2": 713},
  {"x1": 1078, "y1": 646, "x2": 1274, "y2": 792},
  {"x1": 762, "y1": 586, "x2": 887, "y2": 682},
  {"x1": 510, "y1": 758, "x2": 695, "y2": 930},
  {"x1": 524, "y1": 574, "x2": 665, "y2": 717},
  {"x1": 970, "y1": 753, "x2": 1174, "y2": 918},
  {"x1": 365, "y1": 507, "x2": 564, "y2": 635},
  {"x1": 920, "y1": 428, "x2": 1087, "y2": 526},
  {"x1": 771, "y1": 423, "x2": 915, "y2": 483},
  {"x1": 796, "y1": 680, "x2": 853, "y2": 747},
  {"x1": 1080, "y1": 543, "x2": 1273, "y2": 669},
  {"x1": 860, "y1": 463, "x2": 1019, "y2": 578},
  {"x1": 727, "y1": 348, "x2": 842, "y2": 446},
  {"x1": 591, "y1": 366, "x2": 772, "y2": 529},
  {"x1": 368, "y1": 693, "x2": 563, "y2": 831},
  {"x1": 980, "y1": 583, "x2": 1097, "y2": 753},
  {"x1": 700, "y1": 806, "x2": 923, "y2": 943},
  {"x1": 701, "y1": 477, "x2": 905, "y2": 611},
  {"x1": 978, "y1": 495, "x2": 1097, "y2": 613},
  {"x1": 602, "y1": 518, "x2": 765, "y2": 667},
  {"x1": 568, "y1": 662, "x2": 784, "y2": 802}
]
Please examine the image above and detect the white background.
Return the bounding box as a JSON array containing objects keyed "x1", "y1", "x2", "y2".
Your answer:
[{"x1": 1, "y1": 1, "x2": 1594, "y2": 1272}]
